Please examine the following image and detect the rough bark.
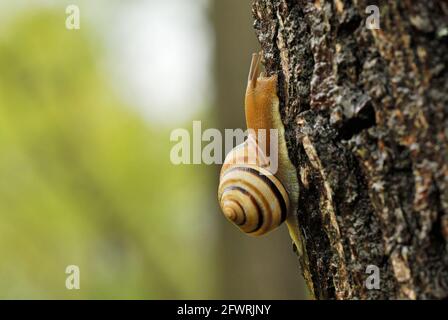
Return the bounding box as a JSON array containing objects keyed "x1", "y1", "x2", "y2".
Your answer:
[{"x1": 252, "y1": 0, "x2": 448, "y2": 299}]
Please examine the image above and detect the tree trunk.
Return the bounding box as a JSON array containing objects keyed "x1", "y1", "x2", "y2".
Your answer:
[{"x1": 252, "y1": 0, "x2": 448, "y2": 299}]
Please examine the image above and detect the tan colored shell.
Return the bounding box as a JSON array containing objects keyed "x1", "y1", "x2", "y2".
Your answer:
[{"x1": 218, "y1": 137, "x2": 290, "y2": 236}]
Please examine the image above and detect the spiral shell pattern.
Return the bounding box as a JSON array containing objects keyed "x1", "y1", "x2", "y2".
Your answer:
[{"x1": 218, "y1": 140, "x2": 290, "y2": 236}]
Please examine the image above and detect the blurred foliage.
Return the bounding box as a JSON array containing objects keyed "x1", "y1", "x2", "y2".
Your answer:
[{"x1": 0, "y1": 11, "x2": 215, "y2": 298}]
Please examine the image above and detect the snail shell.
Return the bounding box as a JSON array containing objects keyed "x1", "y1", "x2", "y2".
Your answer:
[{"x1": 218, "y1": 137, "x2": 290, "y2": 236}]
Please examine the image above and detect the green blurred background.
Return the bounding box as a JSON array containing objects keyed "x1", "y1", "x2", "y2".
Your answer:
[{"x1": 0, "y1": 0, "x2": 306, "y2": 299}]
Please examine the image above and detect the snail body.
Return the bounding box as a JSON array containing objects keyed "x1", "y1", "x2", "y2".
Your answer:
[{"x1": 218, "y1": 53, "x2": 300, "y2": 242}]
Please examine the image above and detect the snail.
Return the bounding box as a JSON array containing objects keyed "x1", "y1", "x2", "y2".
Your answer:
[{"x1": 218, "y1": 53, "x2": 300, "y2": 244}]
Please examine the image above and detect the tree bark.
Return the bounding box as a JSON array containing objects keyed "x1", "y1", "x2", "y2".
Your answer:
[{"x1": 252, "y1": 0, "x2": 448, "y2": 299}]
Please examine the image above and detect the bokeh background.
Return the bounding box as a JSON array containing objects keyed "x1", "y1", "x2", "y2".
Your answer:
[{"x1": 0, "y1": 0, "x2": 307, "y2": 299}]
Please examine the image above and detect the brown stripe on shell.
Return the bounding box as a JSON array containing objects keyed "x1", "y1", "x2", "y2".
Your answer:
[
  {"x1": 219, "y1": 176, "x2": 273, "y2": 232},
  {"x1": 221, "y1": 166, "x2": 288, "y2": 224},
  {"x1": 220, "y1": 186, "x2": 263, "y2": 232}
]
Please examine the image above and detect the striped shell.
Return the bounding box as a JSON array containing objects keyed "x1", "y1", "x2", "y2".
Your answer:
[{"x1": 218, "y1": 137, "x2": 290, "y2": 236}]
